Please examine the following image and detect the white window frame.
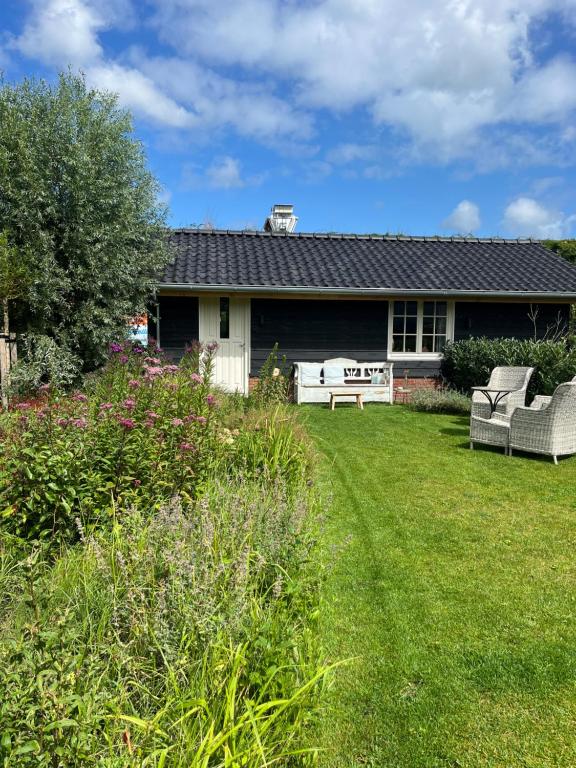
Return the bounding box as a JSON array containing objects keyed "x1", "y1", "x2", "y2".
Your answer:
[{"x1": 387, "y1": 300, "x2": 455, "y2": 360}]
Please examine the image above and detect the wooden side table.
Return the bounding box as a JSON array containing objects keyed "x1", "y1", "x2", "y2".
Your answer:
[{"x1": 329, "y1": 391, "x2": 364, "y2": 410}]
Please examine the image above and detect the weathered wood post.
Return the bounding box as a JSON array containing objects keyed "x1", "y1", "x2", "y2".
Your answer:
[{"x1": 0, "y1": 299, "x2": 11, "y2": 410}]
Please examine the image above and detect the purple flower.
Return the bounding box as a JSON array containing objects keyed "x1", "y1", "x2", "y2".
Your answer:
[
  {"x1": 36, "y1": 410, "x2": 47, "y2": 420},
  {"x1": 123, "y1": 399, "x2": 136, "y2": 411},
  {"x1": 206, "y1": 395, "x2": 216, "y2": 407},
  {"x1": 72, "y1": 417, "x2": 88, "y2": 429},
  {"x1": 128, "y1": 379, "x2": 140, "y2": 389},
  {"x1": 119, "y1": 355, "x2": 129, "y2": 364},
  {"x1": 144, "y1": 419, "x2": 155, "y2": 428},
  {"x1": 117, "y1": 417, "x2": 136, "y2": 430},
  {"x1": 179, "y1": 442, "x2": 196, "y2": 452},
  {"x1": 206, "y1": 341, "x2": 219, "y2": 352},
  {"x1": 132, "y1": 345, "x2": 144, "y2": 355},
  {"x1": 72, "y1": 392, "x2": 88, "y2": 402},
  {"x1": 57, "y1": 418, "x2": 69, "y2": 427},
  {"x1": 144, "y1": 357, "x2": 162, "y2": 365},
  {"x1": 99, "y1": 402, "x2": 113, "y2": 410},
  {"x1": 171, "y1": 418, "x2": 184, "y2": 427},
  {"x1": 109, "y1": 342, "x2": 123, "y2": 353},
  {"x1": 196, "y1": 416, "x2": 207, "y2": 426},
  {"x1": 190, "y1": 373, "x2": 203, "y2": 385}
]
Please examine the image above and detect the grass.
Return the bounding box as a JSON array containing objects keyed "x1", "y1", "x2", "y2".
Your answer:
[{"x1": 303, "y1": 404, "x2": 576, "y2": 768}]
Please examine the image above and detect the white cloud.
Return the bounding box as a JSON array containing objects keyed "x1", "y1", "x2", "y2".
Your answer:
[
  {"x1": 151, "y1": 0, "x2": 576, "y2": 157},
  {"x1": 442, "y1": 200, "x2": 481, "y2": 232},
  {"x1": 182, "y1": 156, "x2": 264, "y2": 190},
  {"x1": 502, "y1": 197, "x2": 576, "y2": 237},
  {"x1": 15, "y1": 0, "x2": 104, "y2": 66}
]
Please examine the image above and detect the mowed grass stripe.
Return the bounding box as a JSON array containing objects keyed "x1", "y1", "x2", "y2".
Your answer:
[{"x1": 303, "y1": 404, "x2": 576, "y2": 768}]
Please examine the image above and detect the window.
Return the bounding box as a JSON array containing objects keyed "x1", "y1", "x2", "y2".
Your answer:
[
  {"x1": 219, "y1": 297, "x2": 230, "y2": 339},
  {"x1": 389, "y1": 300, "x2": 454, "y2": 357}
]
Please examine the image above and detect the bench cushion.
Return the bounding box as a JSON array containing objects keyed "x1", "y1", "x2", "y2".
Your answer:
[
  {"x1": 323, "y1": 364, "x2": 345, "y2": 385},
  {"x1": 299, "y1": 363, "x2": 323, "y2": 385}
]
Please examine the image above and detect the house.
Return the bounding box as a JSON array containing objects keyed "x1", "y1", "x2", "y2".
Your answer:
[{"x1": 151, "y1": 206, "x2": 576, "y2": 395}]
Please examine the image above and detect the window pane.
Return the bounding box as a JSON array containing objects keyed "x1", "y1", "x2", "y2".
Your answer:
[
  {"x1": 421, "y1": 335, "x2": 434, "y2": 353},
  {"x1": 392, "y1": 335, "x2": 404, "y2": 351},
  {"x1": 404, "y1": 335, "x2": 417, "y2": 352},
  {"x1": 435, "y1": 316, "x2": 447, "y2": 334},
  {"x1": 405, "y1": 316, "x2": 417, "y2": 334},
  {"x1": 219, "y1": 297, "x2": 230, "y2": 339},
  {"x1": 434, "y1": 335, "x2": 447, "y2": 353},
  {"x1": 406, "y1": 301, "x2": 418, "y2": 316},
  {"x1": 422, "y1": 316, "x2": 434, "y2": 334},
  {"x1": 394, "y1": 301, "x2": 405, "y2": 315},
  {"x1": 423, "y1": 301, "x2": 435, "y2": 316},
  {"x1": 436, "y1": 301, "x2": 447, "y2": 316},
  {"x1": 393, "y1": 316, "x2": 404, "y2": 333}
]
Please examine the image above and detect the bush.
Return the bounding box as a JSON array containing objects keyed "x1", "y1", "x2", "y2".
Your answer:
[
  {"x1": 250, "y1": 344, "x2": 291, "y2": 406},
  {"x1": 9, "y1": 334, "x2": 81, "y2": 395},
  {"x1": 0, "y1": 342, "x2": 225, "y2": 540},
  {"x1": 408, "y1": 387, "x2": 471, "y2": 415},
  {"x1": 441, "y1": 337, "x2": 576, "y2": 397}
]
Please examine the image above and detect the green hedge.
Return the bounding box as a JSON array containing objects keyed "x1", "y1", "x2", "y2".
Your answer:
[{"x1": 441, "y1": 338, "x2": 576, "y2": 397}]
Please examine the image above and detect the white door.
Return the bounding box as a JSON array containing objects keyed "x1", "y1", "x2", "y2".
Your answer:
[{"x1": 198, "y1": 296, "x2": 250, "y2": 394}]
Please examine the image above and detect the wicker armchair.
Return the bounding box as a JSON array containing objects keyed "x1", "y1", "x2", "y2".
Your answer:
[
  {"x1": 471, "y1": 366, "x2": 534, "y2": 420},
  {"x1": 529, "y1": 375, "x2": 576, "y2": 410},
  {"x1": 509, "y1": 382, "x2": 576, "y2": 464}
]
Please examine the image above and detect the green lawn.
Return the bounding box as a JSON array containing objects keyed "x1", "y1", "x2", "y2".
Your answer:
[{"x1": 303, "y1": 404, "x2": 576, "y2": 768}]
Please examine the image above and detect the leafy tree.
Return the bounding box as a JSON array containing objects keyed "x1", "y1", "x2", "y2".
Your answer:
[
  {"x1": 0, "y1": 72, "x2": 171, "y2": 373},
  {"x1": 0, "y1": 232, "x2": 28, "y2": 335},
  {"x1": 543, "y1": 239, "x2": 576, "y2": 264}
]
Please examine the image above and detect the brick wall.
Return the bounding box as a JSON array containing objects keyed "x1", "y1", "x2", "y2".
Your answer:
[{"x1": 393, "y1": 376, "x2": 440, "y2": 402}]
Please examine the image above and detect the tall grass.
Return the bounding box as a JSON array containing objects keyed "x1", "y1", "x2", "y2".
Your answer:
[{"x1": 0, "y1": 480, "x2": 325, "y2": 766}]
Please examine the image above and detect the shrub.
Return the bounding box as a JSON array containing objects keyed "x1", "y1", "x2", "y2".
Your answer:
[
  {"x1": 9, "y1": 334, "x2": 81, "y2": 395},
  {"x1": 408, "y1": 387, "x2": 471, "y2": 415},
  {"x1": 0, "y1": 342, "x2": 225, "y2": 539},
  {"x1": 441, "y1": 337, "x2": 576, "y2": 397},
  {"x1": 250, "y1": 344, "x2": 291, "y2": 406}
]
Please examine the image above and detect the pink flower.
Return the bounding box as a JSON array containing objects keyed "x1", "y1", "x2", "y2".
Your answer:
[
  {"x1": 72, "y1": 418, "x2": 88, "y2": 429},
  {"x1": 143, "y1": 365, "x2": 163, "y2": 378},
  {"x1": 146, "y1": 411, "x2": 160, "y2": 420},
  {"x1": 196, "y1": 416, "x2": 207, "y2": 426},
  {"x1": 206, "y1": 341, "x2": 218, "y2": 352},
  {"x1": 128, "y1": 379, "x2": 140, "y2": 389},
  {"x1": 99, "y1": 402, "x2": 113, "y2": 410},
  {"x1": 72, "y1": 392, "x2": 88, "y2": 402},
  {"x1": 117, "y1": 417, "x2": 136, "y2": 430},
  {"x1": 179, "y1": 442, "x2": 195, "y2": 452},
  {"x1": 144, "y1": 419, "x2": 155, "y2": 428},
  {"x1": 36, "y1": 410, "x2": 47, "y2": 420},
  {"x1": 206, "y1": 395, "x2": 216, "y2": 407},
  {"x1": 119, "y1": 355, "x2": 129, "y2": 364},
  {"x1": 109, "y1": 342, "x2": 123, "y2": 353},
  {"x1": 163, "y1": 364, "x2": 178, "y2": 374},
  {"x1": 38, "y1": 383, "x2": 51, "y2": 393},
  {"x1": 133, "y1": 478, "x2": 142, "y2": 487},
  {"x1": 144, "y1": 357, "x2": 161, "y2": 365},
  {"x1": 171, "y1": 418, "x2": 184, "y2": 427},
  {"x1": 15, "y1": 402, "x2": 32, "y2": 411},
  {"x1": 123, "y1": 399, "x2": 136, "y2": 411},
  {"x1": 190, "y1": 373, "x2": 202, "y2": 385},
  {"x1": 57, "y1": 418, "x2": 69, "y2": 427}
]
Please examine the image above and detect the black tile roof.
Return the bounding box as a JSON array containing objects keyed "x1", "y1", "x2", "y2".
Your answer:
[{"x1": 160, "y1": 229, "x2": 576, "y2": 298}]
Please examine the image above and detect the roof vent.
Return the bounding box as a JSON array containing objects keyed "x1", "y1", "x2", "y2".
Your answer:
[{"x1": 264, "y1": 204, "x2": 298, "y2": 233}]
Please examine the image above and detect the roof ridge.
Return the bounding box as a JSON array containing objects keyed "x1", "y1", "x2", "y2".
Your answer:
[{"x1": 170, "y1": 227, "x2": 540, "y2": 244}]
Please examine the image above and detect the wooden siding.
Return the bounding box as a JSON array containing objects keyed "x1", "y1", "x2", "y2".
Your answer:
[
  {"x1": 454, "y1": 301, "x2": 570, "y2": 341},
  {"x1": 251, "y1": 298, "x2": 389, "y2": 374},
  {"x1": 150, "y1": 296, "x2": 199, "y2": 359}
]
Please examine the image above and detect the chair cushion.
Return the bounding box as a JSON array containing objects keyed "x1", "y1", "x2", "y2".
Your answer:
[
  {"x1": 299, "y1": 363, "x2": 323, "y2": 385},
  {"x1": 323, "y1": 364, "x2": 345, "y2": 385}
]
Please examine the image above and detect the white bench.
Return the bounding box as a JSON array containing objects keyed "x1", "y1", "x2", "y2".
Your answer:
[{"x1": 293, "y1": 358, "x2": 394, "y2": 405}]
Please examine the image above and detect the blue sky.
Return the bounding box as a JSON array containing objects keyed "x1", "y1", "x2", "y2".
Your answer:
[{"x1": 1, "y1": 0, "x2": 576, "y2": 237}]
